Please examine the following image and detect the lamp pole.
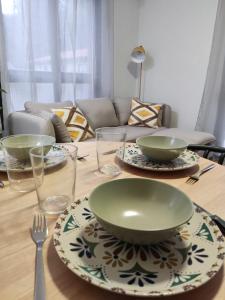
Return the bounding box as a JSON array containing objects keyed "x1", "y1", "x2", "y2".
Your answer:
[{"x1": 139, "y1": 62, "x2": 143, "y2": 100}]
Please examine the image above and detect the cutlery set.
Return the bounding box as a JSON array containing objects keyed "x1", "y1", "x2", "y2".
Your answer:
[
  {"x1": 187, "y1": 164, "x2": 225, "y2": 234},
  {"x1": 186, "y1": 163, "x2": 216, "y2": 184}
]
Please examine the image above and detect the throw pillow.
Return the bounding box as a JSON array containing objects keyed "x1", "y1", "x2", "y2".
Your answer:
[
  {"x1": 128, "y1": 98, "x2": 163, "y2": 128},
  {"x1": 38, "y1": 111, "x2": 72, "y2": 143},
  {"x1": 24, "y1": 101, "x2": 74, "y2": 142},
  {"x1": 52, "y1": 106, "x2": 95, "y2": 141}
]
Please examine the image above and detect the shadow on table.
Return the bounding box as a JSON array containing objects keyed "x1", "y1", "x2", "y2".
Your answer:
[
  {"x1": 116, "y1": 157, "x2": 200, "y2": 180},
  {"x1": 0, "y1": 171, "x2": 8, "y2": 179},
  {"x1": 47, "y1": 238, "x2": 224, "y2": 300}
]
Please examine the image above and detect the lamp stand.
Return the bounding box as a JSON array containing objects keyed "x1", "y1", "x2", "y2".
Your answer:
[{"x1": 138, "y1": 62, "x2": 143, "y2": 100}]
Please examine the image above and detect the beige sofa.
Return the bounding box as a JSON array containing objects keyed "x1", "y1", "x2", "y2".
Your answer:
[{"x1": 8, "y1": 98, "x2": 216, "y2": 145}]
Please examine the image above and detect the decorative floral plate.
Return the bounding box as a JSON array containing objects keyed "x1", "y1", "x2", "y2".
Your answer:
[
  {"x1": 117, "y1": 144, "x2": 199, "y2": 171},
  {"x1": 0, "y1": 147, "x2": 66, "y2": 172},
  {"x1": 53, "y1": 198, "x2": 225, "y2": 297}
]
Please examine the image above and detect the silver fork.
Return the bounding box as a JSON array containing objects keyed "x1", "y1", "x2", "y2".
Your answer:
[
  {"x1": 31, "y1": 214, "x2": 48, "y2": 300},
  {"x1": 186, "y1": 163, "x2": 215, "y2": 184}
]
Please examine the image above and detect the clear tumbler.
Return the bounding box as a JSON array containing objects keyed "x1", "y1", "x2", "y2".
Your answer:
[{"x1": 30, "y1": 144, "x2": 77, "y2": 215}]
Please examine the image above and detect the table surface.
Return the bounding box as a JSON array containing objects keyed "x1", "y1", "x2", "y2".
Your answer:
[{"x1": 0, "y1": 141, "x2": 225, "y2": 300}]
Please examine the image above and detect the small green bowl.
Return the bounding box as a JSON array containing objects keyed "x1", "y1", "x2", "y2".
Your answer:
[
  {"x1": 1, "y1": 134, "x2": 55, "y2": 161},
  {"x1": 89, "y1": 178, "x2": 193, "y2": 244},
  {"x1": 136, "y1": 135, "x2": 188, "y2": 161}
]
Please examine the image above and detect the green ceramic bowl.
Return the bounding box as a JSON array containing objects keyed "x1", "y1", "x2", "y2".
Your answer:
[
  {"x1": 136, "y1": 135, "x2": 188, "y2": 161},
  {"x1": 89, "y1": 178, "x2": 193, "y2": 244},
  {"x1": 1, "y1": 134, "x2": 55, "y2": 161}
]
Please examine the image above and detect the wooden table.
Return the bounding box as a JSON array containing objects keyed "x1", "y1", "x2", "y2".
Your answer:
[{"x1": 0, "y1": 141, "x2": 225, "y2": 300}]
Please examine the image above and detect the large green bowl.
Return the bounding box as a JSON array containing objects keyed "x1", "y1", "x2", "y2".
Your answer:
[
  {"x1": 89, "y1": 178, "x2": 193, "y2": 244},
  {"x1": 1, "y1": 134, "x2": 56, "y2": 161},
  {"x1": 136, "y1": 135, "x2": 188, "y2": 161}
]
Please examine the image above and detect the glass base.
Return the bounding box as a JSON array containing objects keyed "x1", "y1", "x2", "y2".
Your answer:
[
  {"x1": 100, "y1": 164, "x2": 121, "y2": 177},
  {"x1": 9, "y1": 178, "x2": 36, "y2": 192},
  {"x1": 40, "y1": 195, "x2": 70, "y2": 215}
]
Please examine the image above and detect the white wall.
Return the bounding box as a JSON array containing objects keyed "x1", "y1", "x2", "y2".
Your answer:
[
  {"x1": 114, "y1": 0, "x2": 139, "y2": 98},
  {"x1": 139, "y1": 0, "x2": 218, "y2": 129},
  {"x1": 114, "y1": 0, "x2": 218, "y2": 130}
]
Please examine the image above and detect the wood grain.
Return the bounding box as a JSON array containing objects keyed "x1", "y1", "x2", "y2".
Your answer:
[{"x1": 0, "y1": 141, "x2": 225, "y2": 300}]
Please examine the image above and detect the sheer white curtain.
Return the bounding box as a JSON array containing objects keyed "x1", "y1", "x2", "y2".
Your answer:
[
  {"x1": 0, "y1": 0, "x2": 114, "y2": 129},
  {"x1": 196, "y1": 0, "x2": 225, "y2": 146}
]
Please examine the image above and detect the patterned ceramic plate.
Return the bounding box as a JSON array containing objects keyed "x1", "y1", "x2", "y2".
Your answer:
[
  {"x1": 53, "y1": 198, "x2": 225, "y2": 297},
  {"x1": 0, "y1": 146, "x2": 66, "y2": 172},
  {"x1": 117, "y1": 144, "x2": 199, "y2": 172}
]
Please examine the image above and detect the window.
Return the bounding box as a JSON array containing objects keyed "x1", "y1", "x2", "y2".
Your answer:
[{"x1": 0, "y1": 0, "x2": 113, "y2": 111}]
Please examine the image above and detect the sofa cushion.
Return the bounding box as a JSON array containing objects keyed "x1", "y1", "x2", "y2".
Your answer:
[
  {"x1": 113, "y1": 97, "x2": 132, "y2": 125},
  {"x1": 151, "y1": 128, "x2": 216, "y2": 145},
  {"x1": 128, "y1": 98, "x2": 163, "y2": 128},
  {"x1": 76, "y1": 98, "x2": 119, "y2": 130},
  {"x1": 24, "y1": 101, "x2": 73, "y2": 113},
  {"x1": 52, "y1": 106, "x2": 94, "y2": 141}
]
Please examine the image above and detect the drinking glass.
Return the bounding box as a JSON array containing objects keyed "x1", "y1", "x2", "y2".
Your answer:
[
  {"x1": 95, "y1": 127, "x2": 126, "y2": 177},
  {"x1": 30, "y1": 144, "x2": 77, "y2": 215},
  {"x1": 1, "y1": 141, "x2": 35, "y2": 192}
]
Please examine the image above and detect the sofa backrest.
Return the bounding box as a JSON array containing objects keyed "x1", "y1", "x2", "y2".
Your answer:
[
  {"x1": 24, "y1": 101, "x2": 73, "y2": 113},
  {"x1": 75, "y1": 98, "x2": 119, "y2": 130},
  {"x1": 112, "y1": 97, "x2": 171, "y2": 128},
  {"x1": 8, "y1": 111, "x2": 56, "y2": 137}
]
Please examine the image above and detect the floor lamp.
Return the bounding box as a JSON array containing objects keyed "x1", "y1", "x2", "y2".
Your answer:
[{"x1": 131, "y1": 45, "x2": 146, "y2": 100}]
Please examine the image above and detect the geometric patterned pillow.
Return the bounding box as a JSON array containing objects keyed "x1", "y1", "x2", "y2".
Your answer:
[
  {"x1": 51, "y1": 106, "x2": 95, "y2": 141},
  {"x1": 128, "y1": 97, "x2": 163, "y2": 128}
]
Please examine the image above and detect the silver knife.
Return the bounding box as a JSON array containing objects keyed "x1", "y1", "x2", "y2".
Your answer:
[
  {"x1": 77, "y1": 154, "x2": 89, "y2": 160},
  {"x1": 194, "y1": 202, "x2": 225, "y2": 236}
]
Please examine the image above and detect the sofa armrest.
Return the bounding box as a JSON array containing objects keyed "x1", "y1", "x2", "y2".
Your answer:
[
  {"x1": 162, "y1": 104, "x2": 171, "y2": 128},
  {"x1": 8, "y1": 111, "x2": 55, "y2": 137}
]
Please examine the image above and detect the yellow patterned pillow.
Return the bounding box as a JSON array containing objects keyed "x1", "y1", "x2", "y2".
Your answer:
[
  {"x1": 52, "y1": 106, "x2": 94, "y2": 141},
  {"x1": 128, "y1": 98, "x2": 163, "y2": 128}
]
